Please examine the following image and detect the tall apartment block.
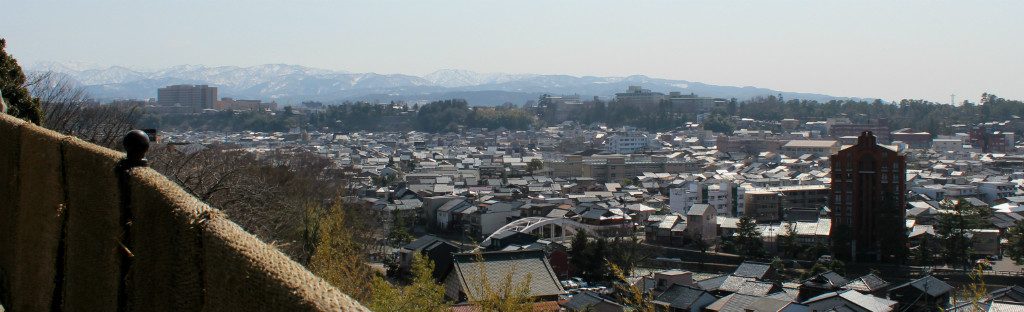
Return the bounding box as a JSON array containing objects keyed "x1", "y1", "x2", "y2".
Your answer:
[
  {"x1": 157, "y1": 84, "x2": 217, "y2": 113},
  {"x1": 829, "y1": 131, "x2": 907, "y2": 262}
]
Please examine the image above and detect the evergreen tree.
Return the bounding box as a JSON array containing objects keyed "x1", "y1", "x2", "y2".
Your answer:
[
  {"x1": 734, "y1": 216, "x2": 765, "y2": 259},
  {"x1": 0, "y1": 38, "x2": 42, "y2": 124},
  {"x1": 779, "y1": 222, "x2": 800, "y2": 258},
  {"x1": 370, "y1": 253, "x2": 447, "y2": 312},
  {"x1": 386, "y1": 211, "x2": 414, "y2": 247},
  {"x1": 1005, "y1": 220, "x2": 1024, "y2": 265},
  {"x1": 913, "y1": 235, "x2": 936, "y2": 266},
  {"x1": 606, "y1": 236, "x2": 653, "y2": 276},
  {"x1": 587, "y1": 238, "x2": 610, "y2": 280},
  {"x1": 610, "y1": 262, "x2": 655, "y2": 312},
  {"x1": 568, "y1": 231, "x2": 590, "y2": 277},
  {"x1": 692, "y1": 234, "x2": 710, "y2": 266},
  {"x1": 526, "y1": 159, "x2": 543, "y2": 175},
  {"x1": 936, "y1": 199, "x2": 990, "y2": 270},
  {"x1": 308, "y1": 201, "x2": 377, "y2": 303}
]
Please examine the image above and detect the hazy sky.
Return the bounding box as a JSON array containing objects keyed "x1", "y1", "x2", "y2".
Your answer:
[{"x1": 5, "y1": 0, "x2": 1023, "y2": 102}]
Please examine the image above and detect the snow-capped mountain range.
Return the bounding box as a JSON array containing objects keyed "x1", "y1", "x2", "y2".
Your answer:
[{"x1": 27, "y1": 62, "x2": 853, "y2": 105}]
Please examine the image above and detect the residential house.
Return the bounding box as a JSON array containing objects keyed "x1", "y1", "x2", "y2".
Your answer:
[
  {"x1": 443, "y1": 250, "x2": 566, "y2": 302},
  {"x1": 653, "y1": 284, "x2": 717, "y2": 312},
  {"x1": 887, "y1": 275, "x2": 953, "y2": 312},
  {"x1": 398, "y1": 235, "x2": 461, "y2": 281},
  {"x1": 803, "y1": 290, "x2": 898, "y2": 312},
  {"x1": 686, "y1": 203, "x2": 718, "y2": 245}
]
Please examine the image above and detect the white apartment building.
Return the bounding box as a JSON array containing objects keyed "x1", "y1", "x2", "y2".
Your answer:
[
  {"x1": 932, "y1": 134, "x2": 977, "y2": 159},
  {"x1": 670, "y1": 181, "x2": 736, "y2": 217},
  {"x1": 978, "y1": 181, "x2": 1018, "y2": 203},
  {"x1": 605, "y1": 131, "x2": 657, "y2": 154},
  {"x1": 706, "y1": 182, "x2": 736, "y2": 217},
  {"x1": 911, "y1": 184, "x2": 981, "y2": 201},
  {"x1": 669, "y1": 181, "x2": 702, "y2": 214}
]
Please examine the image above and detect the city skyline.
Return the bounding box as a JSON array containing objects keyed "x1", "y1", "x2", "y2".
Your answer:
[{"x1": 4, "y1": 0, "x2": 1023, "y2": 103}]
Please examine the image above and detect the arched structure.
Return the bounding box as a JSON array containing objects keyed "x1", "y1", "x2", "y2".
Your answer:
[{"x1": 481, "y1": 217, "x2": 626, "y2": 247}]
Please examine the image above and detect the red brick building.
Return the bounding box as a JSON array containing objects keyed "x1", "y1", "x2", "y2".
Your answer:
[
  {"x1": 969, "y1": 125, "x2": 1015, "y2": 153},
  {"x1": 829, "y1": 131, "x2": 907, "y2": 262}
]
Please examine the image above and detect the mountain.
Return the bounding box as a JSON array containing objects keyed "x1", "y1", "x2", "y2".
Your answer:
[
  {"x1": 423, "y1": 69, "x2": 537, "y2": 88},
  {"x1": 27, "y1": 62, "x2": 856, "y2": 105}
]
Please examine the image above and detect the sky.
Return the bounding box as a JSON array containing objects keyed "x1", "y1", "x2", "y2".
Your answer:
[{"x1": 4, "y1": 0, "x2": 1023, "y2": 103}]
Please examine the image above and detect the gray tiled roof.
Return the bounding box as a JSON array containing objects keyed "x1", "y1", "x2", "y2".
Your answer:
[
  {"x1": 697, "y1": 274, "x2": 729, "y2": 291},
  {"x1": 804, "y1": 290, "x2": 896, "y2": 312},
  {"x1": 751, "y1": 296, "x2": 795, "y2": 312},
  {"x1": 438, "y1": 198, "x2": 470, "y2": 212},
  {"x1": 890, "y1": 275, "x2": 952, "y2": 297},
  {"x1": 734, "y1": 261, "x2": 772, "y2": 279},
  {"x1": 803, "y1": 271, "x2": 848, "y2": 289},
  {"x1": 402, "y1": 235, "x2": 450, "y2": 251},
  {"x1": 719, "y1": 276, "x2": 757, "y2": 293},
  {"x1": 737, "y1": 281, "x2": 777, "y2": 297},
  {"x1": 709, "y1": 293, "x2": 762, "y2": 312},
  {"x1": 450, "y1": 250, "x2": 565, "y2": 301},
  {"x1": 654, "y1": 284, "x2": 711, "y2": 310},
  {"x1": 562, "y1": 291, "x2": 621, "y2": 311},
  {"x1": 991, "y1": 285, "x2": 1024, "y2": 302},
  {"x1": 688, "y1": 203, "x2": 712, "y2": 216},
  {"x1": 842, "y1": 274, "x2": 889, "y2": 293}
]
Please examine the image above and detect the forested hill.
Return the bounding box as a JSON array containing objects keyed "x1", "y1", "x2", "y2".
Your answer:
[{"x1": 139, "y1": 94, "x2": 1024, "y2": 136}]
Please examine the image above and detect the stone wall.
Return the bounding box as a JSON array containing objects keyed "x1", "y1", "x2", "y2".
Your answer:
[{"x1": 0, "y1": 113, "x2": 368, "y2": 311}]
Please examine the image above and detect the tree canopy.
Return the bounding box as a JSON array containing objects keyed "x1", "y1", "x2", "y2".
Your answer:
[
  {"x1": 0, "y1": 38, "x2": 42, "y2": 124},
  {"x1": 1005, "y1": 220, "x2": 1024, "y2": 265},
  {"x1": 936, "y1": 199, "x2": 991, "y2": 270},
  {"x1": 734, "y1": 216, "x2": 765, "y2": 259}
]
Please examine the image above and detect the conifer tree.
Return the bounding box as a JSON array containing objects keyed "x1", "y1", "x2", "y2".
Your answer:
[
  {"x1": 370, "y1": 254, "x2": 447, "y2": 312},
  {"x1": 308, "y1": 201, "x2": 377, "y2": 303},
  {"x1": 1005, "y1": 220, "x2": 1024, "y2": 265},
  {"x1": 0, "y1": 38, "x2": 42, "y2": 124},
  {"x1": 735, "y1": 216, "x2": 765, "y2": 259}
]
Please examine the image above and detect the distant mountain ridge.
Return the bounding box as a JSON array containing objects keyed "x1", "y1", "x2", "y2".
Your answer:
[{"x1": 27, "y1": 62, "x2": 858, "y2": 105}]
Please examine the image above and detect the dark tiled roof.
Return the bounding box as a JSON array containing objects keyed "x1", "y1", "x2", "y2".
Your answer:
[
  {"x1": 804, "y1": 290, "x2": 896, "y2": 312},
  {"x1": 688, "y1": 203, "x2": 711, "y2": 216},
  {"x1": 890, "y1": 275, "x2": 953, "y2": 297},
  {"x1": 708, "y1": 293, "x2": 762, "y2": 312},
  {"x1": 719, "y1": 276, "x2": 757, "y2": 293},
  {"x1": 734, "y1": 261, "x2": 772, "y2": 279},
  {"x1": 438, "y1": 198, "x2": 470, "y2": 212},
  {"x1": 802, "y1": 271, "x2": 848, "y2": 289},
  {"x1": 991, "y1": 212, "x2": 1024, "y2": 229},
  {"x1": 562, "y1": 291, "x2": 620, "y2": 311},
  {"x1": 450, "y1": 250, "x2": 565, "y2": 301},
  {"x1": 654, "y1": 284, "x2": 711, "y2": 310},
  {"x1": 580, "y1": 209, "x2": 608, "y2": 219},
  {"x1": 750, "y1": 296, "x2": 794, "y2": 312},
  {"x1": 962, "y1": 197, "x2": 988, "y2": 207},
  {"x1": 990, "y1": 285, "x2": 1024, "y2": 302},
  {"x1": 843, "y1": 273, "x2": 889, "y2": 293},
  {"x1": 737, "y1": 281, "x2": 777, "y2": 297},
  {"x1": 402, "y1": 235, "x2": 450, "y2": 251},
  {"x1": 697, "y1": 274, "x2": 729, "y2": 291}
]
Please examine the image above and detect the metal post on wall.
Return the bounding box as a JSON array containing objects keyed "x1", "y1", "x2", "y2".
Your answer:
[{"x1": 115, "y1": 130, "x2": 149, "y2": 311}]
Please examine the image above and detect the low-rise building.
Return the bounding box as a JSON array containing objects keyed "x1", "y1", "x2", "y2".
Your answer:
[{"x1": 780, "y1": 140, "x2": 840, "y2": 158}]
